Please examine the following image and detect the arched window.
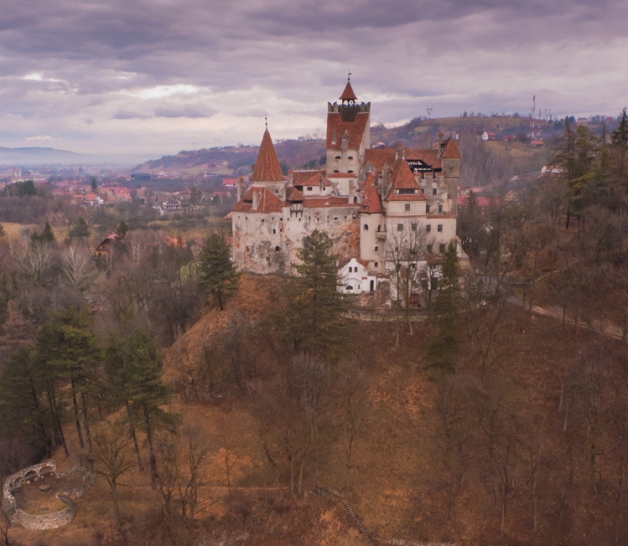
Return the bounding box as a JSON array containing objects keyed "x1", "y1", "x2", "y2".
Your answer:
[
  {"x1": 275, "y1": 246, "x2": 280, "y2": 251},
  {"x1": 346, "y1": 285, "x2": 353, "y2": 291},
  {"x1": 364, "y1": 224, "x2": 369, "y2": 231}
]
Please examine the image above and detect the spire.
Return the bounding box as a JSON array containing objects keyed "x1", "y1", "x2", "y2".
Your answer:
[
  {"x1": 250, "y1": 128, "x2": 285, "y2": 182},
  {"x1": 340, "y1": 79, "x2": 358, "y2": 102}
]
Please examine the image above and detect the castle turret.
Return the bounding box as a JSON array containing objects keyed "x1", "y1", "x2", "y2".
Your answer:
[{"x1": 249, "y1": 128, "x2": 286, "y2": 196}]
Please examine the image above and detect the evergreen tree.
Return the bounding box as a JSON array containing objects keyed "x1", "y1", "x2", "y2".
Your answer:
[
  {"x1": 425, "y1": 242, "x2": 461, "y2": 377},
  {"x1": 115, "y1": 219, "x2": 129, "y2": 238},
  {"x1": 91, "y1": 177, "x2": 98, "y2": 193},
  {"x1": 198, "y1": 233, "x2": 240, "y2": 311},
  {"x1": 0, "y1": 347, "x2": 53, "y2": 457},
  {"x1": 68, "y1": 217, "x2": 90, "y2": 239},
  {"x1": 282, "y1": 230, "x2": 348, "y2": 358},
  {"x1": 105, "y1": 331, "x2": 177, "y2": 489},
  {"x1": 31, "y1": 222, "x2": 56, "y2": 245},
  {"x1": 35, "y1": 307, "x2": 101, "y2": 452}
]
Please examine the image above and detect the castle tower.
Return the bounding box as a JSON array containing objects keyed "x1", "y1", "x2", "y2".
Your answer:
[
  {"x1": 250, "y1": 127, "x2": 286, "y2": 196},
  {"x1": 326, "y1": 78, "x2": 371, "y2": 194}
]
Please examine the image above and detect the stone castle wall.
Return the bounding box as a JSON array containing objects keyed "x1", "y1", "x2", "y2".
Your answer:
[{"x1": 2, "y1": 460, "x2": 96, "y2": 530}]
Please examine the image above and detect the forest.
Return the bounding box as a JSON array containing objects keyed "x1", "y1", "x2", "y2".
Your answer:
[{"x1": 1, "y1": 114, "x2": 628, "y2": 545}]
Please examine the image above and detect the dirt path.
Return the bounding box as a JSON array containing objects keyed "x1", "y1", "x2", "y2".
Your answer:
[{"x1": 506, "y1": 295, "x2": 624, "y2": 340}]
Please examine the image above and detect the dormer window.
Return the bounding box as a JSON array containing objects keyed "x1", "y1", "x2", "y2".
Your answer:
[{"x1": 307, "y1": 186, "x2": 313, "y2": 191}]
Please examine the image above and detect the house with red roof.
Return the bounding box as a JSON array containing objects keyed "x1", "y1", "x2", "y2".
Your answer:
[{"x1": 230, "y1": 80, "x2": 461, "y2": 301}]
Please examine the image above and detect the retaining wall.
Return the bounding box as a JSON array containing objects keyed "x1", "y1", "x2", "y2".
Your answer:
[{"x1": 2, "y1": 460, "x2": 96, "y2": 530}]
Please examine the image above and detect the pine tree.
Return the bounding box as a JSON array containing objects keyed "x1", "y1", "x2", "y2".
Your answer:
[
  {"x1": 68, "y1": 217, "x2": 90, "y2": 239},
  {"x1": 198, "y1": 233, "x2": 240, "y2": 311},
  {"x1": 283, "y1": 230, "x2": 348, "y2": 358},
  {"x1": 0, "y1": 347, "x2": 53, "y2": 457},
  {"x1": 106, "y1": 331, "x2": 177, "y2": 489},
  {"x1": 35, "y1": 307, "x2": 101, "y2": 452}
]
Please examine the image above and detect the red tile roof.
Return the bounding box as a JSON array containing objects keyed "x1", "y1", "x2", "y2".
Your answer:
[
  {"x1": 405, "y1": 148, "x2": 442, "y2": 169},
  {"x1": 364, "y1": 147, "x2": 443, "y2": 173},
  {"x1": 385, "y1": 159, "x2": 426, "y2": 202},
  {"x1": 290, "y1": 170, "x2": 331, "y2": 187},
  {"x1": 232, "y1": 186, "x2": 283, "y2": 213},
  {"x1": 441, "y1": 138, "x2": 461, "y2": 159},
  {"x1": 326, "y1": 112, "x2": 369, "y2": 151},
  {"x1": 302, "y1": 196, "x2": 356, "y2": 209},
  {"x1": 285, "y1": 187, "x2": 305, "y2": 201},
  {"x1": 361, "y1": 173, "x2": 384, "y2": 214},
  {"x1": 250, "y1": 129, "x2": 285, "y2": 182},
  {"x1": 339, "y1": 81, "x2": 358, "y2": 101}
]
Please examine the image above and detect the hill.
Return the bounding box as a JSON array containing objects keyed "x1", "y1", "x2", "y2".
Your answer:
[{"x1": 133, "y1": 115, "x2": 556, "y2": 185}]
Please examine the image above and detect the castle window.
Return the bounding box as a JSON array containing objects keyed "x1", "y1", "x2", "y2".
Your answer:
[
  {"x1": 334, "y1": 170, "x2": 339, "y2": 173},
  {"x1": 427, "y1": 244, "x2": 433, "y2": 253},
  {"x1": 348, "y1": 170, "x2": 354, "y2": 173},
  {"x1": 348, "y1": 156, "x2": 353, "y2": 160},
  {"x1": 426, "y1": 224, "x2": 431, "y2": 233},
  {"x1": 273, "y1": 229, "x2": 276, "y2": 234},
  {"x1": 348, "y1": 267, "x2": 352, "y2": 272},
  {"x1": 437, "y1": 224, "x2": 443, "y2": 232},
  {"x1": 346, "y1": 285, "x2": 353, "y2": 291},
  {"x1": 405, "y1": 204, "x2": 410, "y2": 212},
  {"x1": 261, "y1": 219, "x2": 264, "y2": 222},
  {"x1": 275, "y1": 246, "x2": 280, "y2": 251},
  {"x1": 307, "y1": 186, "x2": 312, "y2": 191},
  {"x1": 375, "y1": 245, "x2": 378, "y2": 251},
  {"x1": 426, "y1": 205, "x2": 430, "y2": 213},
  {"x1": 432, "y1": 188, "x2": 437, "y2": 195},
  {"x1": 438, "y1": 204, "x2": 443, "y2": 213},
  {"x1": 397, "y1": 223, "x2": 403, "y2": 232},
  {"x1": 364, "y1": 224, "x2": 369, "y2": 231},
  {"x1": 375, "y1": 262, "x2": 379, "y2": 267},
  {"x1": 335, "y1": 156, "x2": 341, "y2": 160},
  {"x1": 411, "y1": 223, "x2": 417, "y2": 232},
  {"x1": 439, "y1": 244, "x2": 446, "y2": 254}
]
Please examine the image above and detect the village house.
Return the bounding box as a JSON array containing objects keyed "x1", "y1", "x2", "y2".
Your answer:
[{"x1": 230, "y1": 80, "x2": 461, "y2": 303}]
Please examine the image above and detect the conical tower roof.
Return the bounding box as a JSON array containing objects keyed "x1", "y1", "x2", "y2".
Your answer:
[
  {"x1": 251, "y1": 129, "x2": 285, "y2": 182},
  {"x1": 339, "y1": 81, "x2": 358, "y2": 101}
]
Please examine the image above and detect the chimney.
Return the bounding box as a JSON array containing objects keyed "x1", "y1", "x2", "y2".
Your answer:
[
  {"x1": 236, "y1": 177, "x2": 243, "y2": 202},
  {"x1": 395, "y1": 141, "x2": 403, "y2": 161},
  {"x1": 382, "y1": 165, "x2": 390, "y2": 198},
  {"x1": 252, "y1": 190, "x2": 259, "y2": 211}
]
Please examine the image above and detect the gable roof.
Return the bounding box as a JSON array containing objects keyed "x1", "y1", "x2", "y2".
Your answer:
[
  {"x1": 440, "y1": 138, "x2": 461, "y2": 159},
  {"x1": 339, "y1": 81, "x2": 358, "y2": 101},
  {"x1": 290, "y1": 170, "x2": 332, "y2": 188},
  {"x1": 250, "y1": 129, "x2": 285, "y2": 182},
  {"x1": 384, "y1": 158, "x2": 426, "y2": 202},
  {"x1": 285, "y1": 186, "x2": 305, "y2": 201},
  {"x1": 326, "y1": 111, "x2": 369, "y2": 151},
  {"x1": 361, "y1": 172, "x2": 384, "y2": 214},
  {"x1": 364, "y1": 147, "x2": 443, "y2": 175},
  {"x1": 232, "y1": 186, "x2": 283, "y2": 213}
]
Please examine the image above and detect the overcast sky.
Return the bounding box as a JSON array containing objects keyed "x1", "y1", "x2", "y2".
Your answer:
[{"x1": 0, "y1": 0, "x2": 626, "y2": 157}]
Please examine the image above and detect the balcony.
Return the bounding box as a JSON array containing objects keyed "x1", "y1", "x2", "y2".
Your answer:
[{"x1": 375, "y1": 231, "x2": 387, "y2": 241}]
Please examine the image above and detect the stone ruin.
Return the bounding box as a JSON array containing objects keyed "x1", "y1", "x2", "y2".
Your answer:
[{"x1": 2, "y1": 460, "x2": 97, "y2": 530}]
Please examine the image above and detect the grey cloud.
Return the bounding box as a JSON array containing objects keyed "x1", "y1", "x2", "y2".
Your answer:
[
  {"x1": 154, "y1": 104, "x2": 216, "y2": 118},
  {"x1": 113, "y1": 109, "x2": 149, "y2": 120}
]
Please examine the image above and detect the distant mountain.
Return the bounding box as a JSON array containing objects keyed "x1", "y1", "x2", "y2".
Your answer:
[
  {"x1": 0, "y1": 147, "x2": 156, "y2": 167},
  {"x1": 0, "y1": 146, "x2": 87, "y2": 165}
]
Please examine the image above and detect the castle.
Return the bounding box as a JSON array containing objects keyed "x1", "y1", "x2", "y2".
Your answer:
[{"x1": 230, "y1": 80, "x2": 460, "y2": 302}]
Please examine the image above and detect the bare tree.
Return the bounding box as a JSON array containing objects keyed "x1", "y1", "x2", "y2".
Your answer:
[
  {"x1": 91, "y1": 421, "x2": 135, "y2": 528},
  {"x1": 59, "y1": 245, "x2": 100, "y2": 293},
  {"x1": 385, "y1": 220, "x2": 427, "y2": 336}
]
